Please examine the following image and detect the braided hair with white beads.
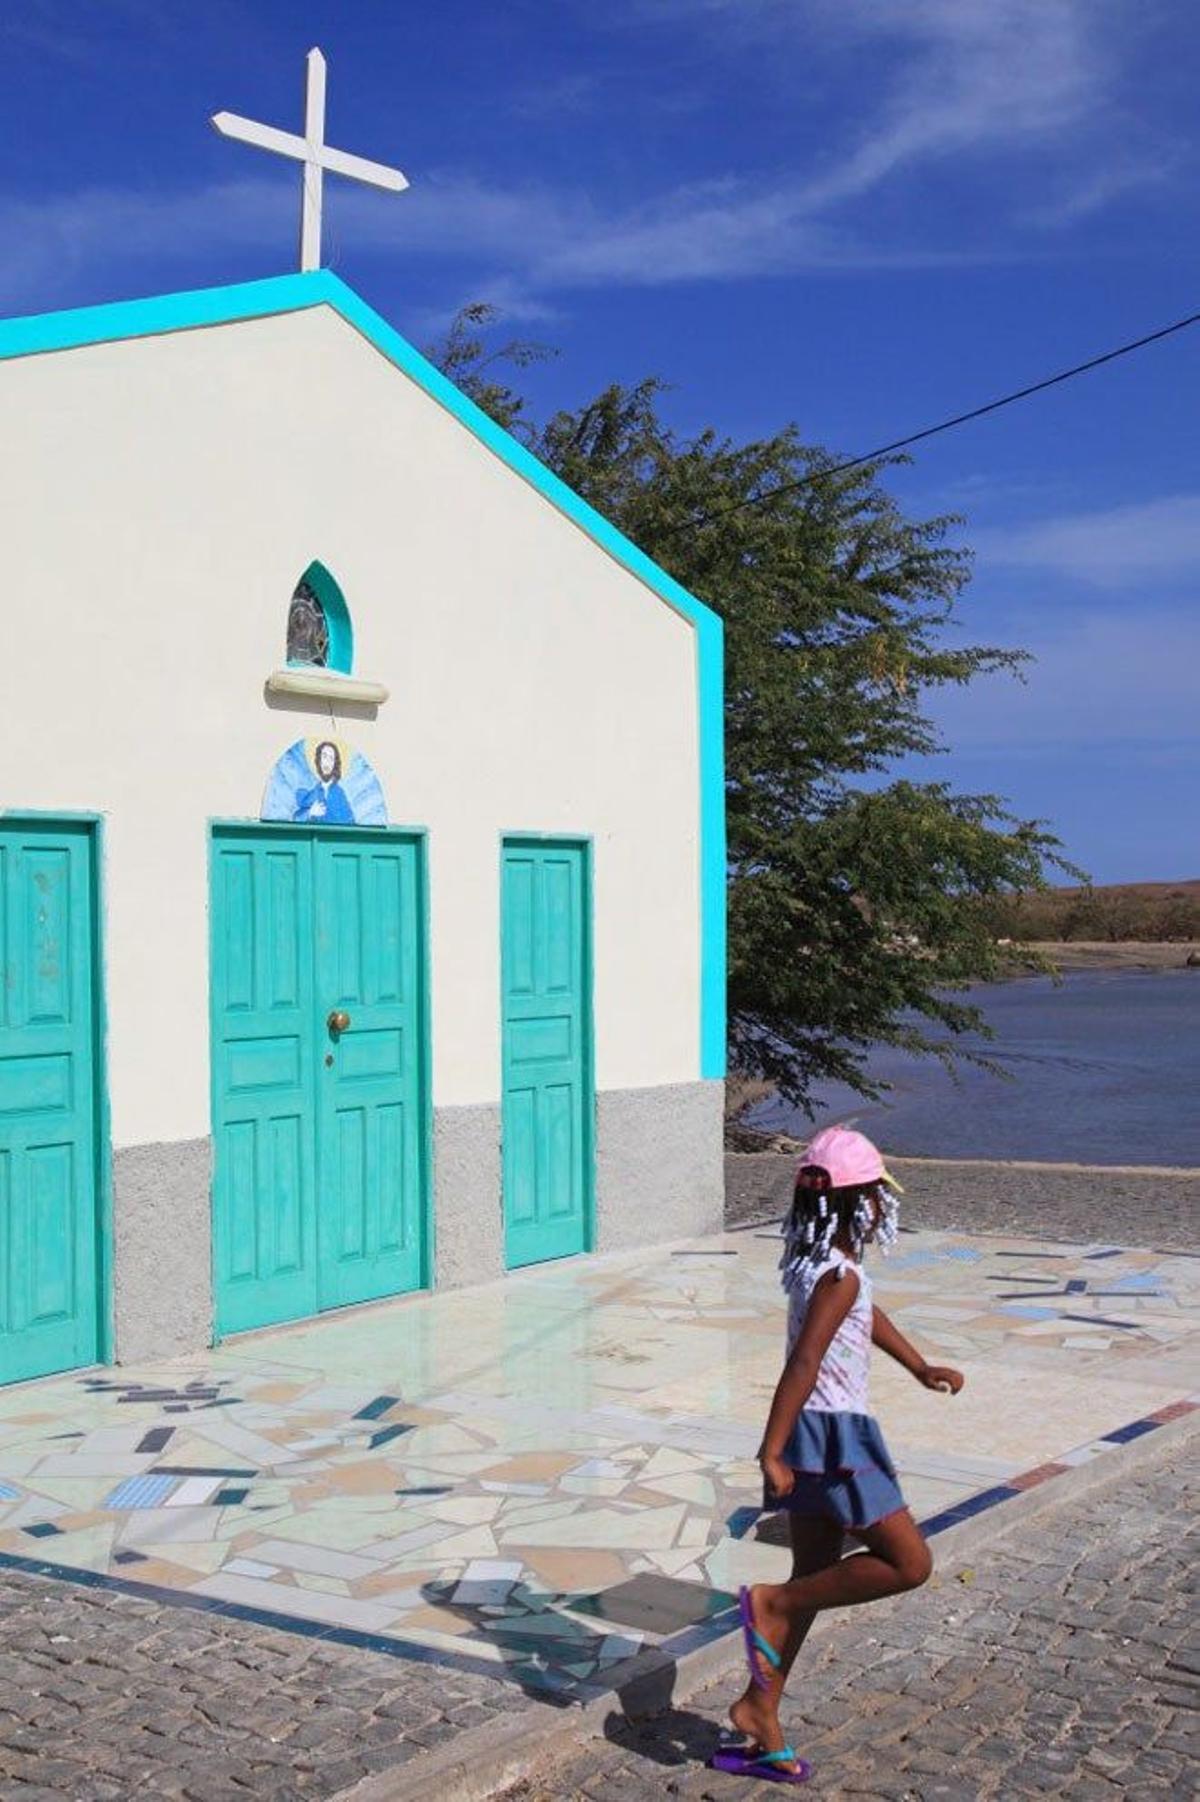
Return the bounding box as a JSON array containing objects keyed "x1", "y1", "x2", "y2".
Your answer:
[{"x1": 780, "y1": 1162, "x2": 899, "y2": 1294}]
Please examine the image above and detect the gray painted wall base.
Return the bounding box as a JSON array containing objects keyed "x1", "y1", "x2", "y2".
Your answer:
[
  {"x1": 433, "y1": 1082, "x2": 725, "y2": 1288},
  {"x1": 433, "y1": 1103, "x2": 503, "y2": 1290},
  {"x1": 595, "y1": 1080, "x2": 725, "y2": 1252},
  {"x1": 113, "y1": 1138, "x2": 212, "y2": 1365},
  {"x1": 103, "y1": 1082, "x2": 724, "y2": 1365}
]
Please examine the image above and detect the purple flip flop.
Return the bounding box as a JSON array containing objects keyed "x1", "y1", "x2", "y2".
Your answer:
[
  {"x1": 709, "y1": 1746, "x2": 812, "y2": 1784},
  {"x1": 737, "y1": 1585, "x2": 781, "y2": 1693}
]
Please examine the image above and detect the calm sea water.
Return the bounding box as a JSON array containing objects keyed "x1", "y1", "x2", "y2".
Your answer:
[{"x1": 751, "y1": 969, "x2": 1200, "y2": 1167}]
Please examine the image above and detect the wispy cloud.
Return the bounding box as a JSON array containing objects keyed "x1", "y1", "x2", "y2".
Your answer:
[
  {"x1": 796, "y1": 0, "x2": 1107, "y2": 208},
  {"x1": 1021, "y1": 150, "x2": 1186, "y2": 228},
  {"x1": 0, "y1": 0, "x2": 1181, "y2": 315},
  {"x1": 929, "y1": 602, "x2": 1200, "y2": 747},
  {"x1": 0, "y1": 165, "x2": 966, "y2": 315},
  {"x1": 630, "y1": 0, "x2": 1145, "y2": 207},
  {"x1": 0, "y1": 179, "x2": 289, "y2": 309},
  {"x1": 974, "y1": 495, "x2": 1200, "y2": 588}
]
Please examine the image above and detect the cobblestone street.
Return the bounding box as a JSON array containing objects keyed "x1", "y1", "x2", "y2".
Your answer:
[
  {"x1": 505, "y1": 1441, "x2": 1199, "y2": 1801},
  {"x1": 2, "y1": 1444, "x2": 1193, "y2": 1800},
  {"x1": 0, "y1": 1569, "x2": 529, "y2": 1800}
]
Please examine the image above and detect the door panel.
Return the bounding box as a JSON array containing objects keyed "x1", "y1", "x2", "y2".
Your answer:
[
  {"x1": 502, "y1": 841, "x2": 592, "y2": 1270},
  {"x1": 314, "y1": 838, "x2": 424, "y2": 1309},
  {"x1": 0, "y1": 821, "x2": 102, "y2": 1384},
  {"x1": 211, "y1": 828, "x2": 428, "y2": 1337},
  {"x1": 211, "y1": 833, "x2": 318, "y2": 1335}
]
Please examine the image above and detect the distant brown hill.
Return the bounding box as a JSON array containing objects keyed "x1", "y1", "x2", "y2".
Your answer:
[
  {"x1": 991, "y1": 878, "x2": 1200, "y2": 943},
  {"x1": 1055, "y1": 878, "x2": 1200, "y2": 899}
]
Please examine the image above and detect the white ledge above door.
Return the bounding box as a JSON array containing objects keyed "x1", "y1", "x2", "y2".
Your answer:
[{"x1": 266, "y1": 667, "x2": 390, "y2": 706}]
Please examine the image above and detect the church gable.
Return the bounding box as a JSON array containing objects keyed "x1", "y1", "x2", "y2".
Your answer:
[
  {"x1": 0, "y1": 272, "x2": 718, "y2": 644},
  {"x1": 0, "y1": 273, "x2": 725, "y2": 1086}
]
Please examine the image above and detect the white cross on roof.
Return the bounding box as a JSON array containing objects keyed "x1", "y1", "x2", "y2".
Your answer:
[{"x1": 211, "y1": 47, "x2": 408, "y2": 272}]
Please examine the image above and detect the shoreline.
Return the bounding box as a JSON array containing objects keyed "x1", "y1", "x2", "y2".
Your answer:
[
  {"x1": 725, "y1": 1151, "x2": 1200, "y2": 1248},
  {"x1": 1003, "y1": 940, "x2": 1198, "y2": 976},
  {"x1": 892, "y1": 1152, "x2": 1200, "y2": 1177}
]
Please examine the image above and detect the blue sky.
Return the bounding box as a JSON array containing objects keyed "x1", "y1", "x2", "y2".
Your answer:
[{"x1": 4, "y1": 0, "x2": 1197, "y2": 883}]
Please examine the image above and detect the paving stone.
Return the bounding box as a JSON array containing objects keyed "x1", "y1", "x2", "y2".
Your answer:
[
  {"x1": 0, "y1": 1563, "x2": 528, "y2": 1798},
  {"x1": 501, "y1": 1444, "x2": 1198, "y2": 1802}
]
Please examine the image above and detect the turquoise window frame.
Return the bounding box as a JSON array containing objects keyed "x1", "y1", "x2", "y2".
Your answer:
[{"x1": 289, "y1": 560, "x2": 353, "y2": 674}]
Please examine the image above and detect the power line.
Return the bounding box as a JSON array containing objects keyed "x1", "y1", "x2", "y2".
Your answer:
[{"x1": 665, "y1": 303, "x2": 1200, "y2": 537}]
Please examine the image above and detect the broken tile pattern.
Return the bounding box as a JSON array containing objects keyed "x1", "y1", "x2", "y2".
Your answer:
[{"x1": 1, "y1": 1230, "x2": 1196, "y2": 1695}]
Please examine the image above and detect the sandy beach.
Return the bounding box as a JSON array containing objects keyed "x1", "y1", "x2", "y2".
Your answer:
[{"x1": 1013, "y1": 939, "x2": 1198, "y2": 973}]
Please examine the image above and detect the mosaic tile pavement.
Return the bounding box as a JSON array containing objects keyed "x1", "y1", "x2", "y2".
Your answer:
[{"x1": 1, "y1": 1228, "x2": 1197, "y2": 1697}]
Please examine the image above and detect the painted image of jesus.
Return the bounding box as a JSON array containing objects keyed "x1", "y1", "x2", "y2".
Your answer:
[
  {"x1": 294, "y1": 740, "x2": 354, "y2": 823},
  {"x1": 261, "y1": 737, "x2": 388, "y2": 828}
]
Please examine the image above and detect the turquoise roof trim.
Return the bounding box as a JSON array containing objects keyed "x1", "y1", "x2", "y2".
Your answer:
[{"x1": 0, "y1": 271, "x2": 726, "y2": 1080}]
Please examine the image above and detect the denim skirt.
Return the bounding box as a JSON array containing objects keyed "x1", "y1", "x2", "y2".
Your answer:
[{"x1": 762, "y1": 1408, "x2": 906, "y2": 1531}]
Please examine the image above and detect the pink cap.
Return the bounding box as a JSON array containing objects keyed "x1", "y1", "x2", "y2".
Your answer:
[{"x1": 800, "y1": 1125, "x2": 901, "y2": 1191}]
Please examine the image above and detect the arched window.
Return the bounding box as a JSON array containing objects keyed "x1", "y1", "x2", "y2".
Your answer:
[{"x1": 286, "y1": 562, "x2": 353, "y2": 674}]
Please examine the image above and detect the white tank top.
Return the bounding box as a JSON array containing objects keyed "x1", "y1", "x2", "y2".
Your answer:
[{"x1": 785, "y1": 1248, "x2": 873, "y2": 1414}]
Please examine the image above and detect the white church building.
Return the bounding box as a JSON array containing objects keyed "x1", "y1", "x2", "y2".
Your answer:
[{"x1": 0, "y1": 268, "x2": 726, "y2": 1383}]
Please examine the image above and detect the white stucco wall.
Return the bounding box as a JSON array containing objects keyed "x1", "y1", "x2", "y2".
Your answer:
[{"x1": 0, "y1": 305, "x2": 701, "y2": 1146}]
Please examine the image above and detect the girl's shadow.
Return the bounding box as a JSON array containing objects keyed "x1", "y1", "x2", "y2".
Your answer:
[
  {"x1": 420, "y1": 1575, "x2": 739, "y2": 1733},
  {"x1": 420, "y1": 1575, "x2": 640, "y2": 1700},
  {"x1": 598, "y1": 1693, "x2": 727, "y2": 1771}
]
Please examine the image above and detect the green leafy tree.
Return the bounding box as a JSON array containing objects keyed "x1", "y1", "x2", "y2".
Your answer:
[
  {"x1": 427, "y1": 302, "x2": 553, "y2": 442},
  {"x1": 429, "y1": 310, "x2": 1076, "y2": 1107}
]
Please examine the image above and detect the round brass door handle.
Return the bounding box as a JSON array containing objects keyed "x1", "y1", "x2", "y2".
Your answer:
[{"x1": 327, "y1": 1010, "x2": 352, "y2": 1034}]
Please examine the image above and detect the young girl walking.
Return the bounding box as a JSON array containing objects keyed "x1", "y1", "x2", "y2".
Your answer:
[{"x1": 712, "y1": 1126, "x2": 964, "y2": 1786}]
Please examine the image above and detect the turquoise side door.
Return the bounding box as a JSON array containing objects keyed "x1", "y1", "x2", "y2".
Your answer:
[
  {"x1": 0, "y1": 820, "x2": 104, "y2": 1384},
  {"x1": 314, "y1": 837, "x2": 426, "y2": 1310},
  {"x1": 501, "y1": 839, "x2": 593, "y2": 1270},
  {"x1": 210, "y1": 827, "x2": 428, "y2": 1337}
]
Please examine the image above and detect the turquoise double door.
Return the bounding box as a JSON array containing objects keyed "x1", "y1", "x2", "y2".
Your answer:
[
  {"x1": 210, "y1": 827, "x2": 430, "y2": 1337},
  {"x1": 0, "y1": 820, "x2": 104, "y2": 1386},
  {"x1": 501, "y1": 839, "x2": 593, "y2": 1270}
]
